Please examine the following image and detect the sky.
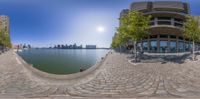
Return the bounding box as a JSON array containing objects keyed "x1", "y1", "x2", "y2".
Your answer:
[{"x1": 0, "y1": 0, "x2": 200, "y2": 48}]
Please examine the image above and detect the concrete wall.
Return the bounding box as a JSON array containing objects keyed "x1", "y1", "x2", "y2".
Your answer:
[{"x1": 130, "y1": 1, "x2": 189, "y2": 14}]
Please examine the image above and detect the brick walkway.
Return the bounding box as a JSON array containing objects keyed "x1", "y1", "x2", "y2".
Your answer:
[{"x1": 1, "y1": 51, "x2": 200, "y2": 98}]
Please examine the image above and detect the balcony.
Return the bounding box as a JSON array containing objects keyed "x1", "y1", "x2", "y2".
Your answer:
[{"x1": 149, "y1": 17, "x2": 184, "y2": 29}]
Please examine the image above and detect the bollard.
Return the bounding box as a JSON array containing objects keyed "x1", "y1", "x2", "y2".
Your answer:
[{"x1": 80, "y1": 68, "x2": 84, "y2": 72}]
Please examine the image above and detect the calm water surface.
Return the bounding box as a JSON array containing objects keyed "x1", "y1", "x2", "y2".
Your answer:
[{"x1": 18, "y1": 49, "x2": 110, "y2": 74}]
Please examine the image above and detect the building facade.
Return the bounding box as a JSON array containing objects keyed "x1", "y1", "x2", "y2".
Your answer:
[
  {"x1": 0, "y1": 15, "x2": 10, "y2": 48},
  {"x1": 0, "y1": 15, "x2": 9, "y2": 35},
  {"x1": 120, "y1": 1, "x2": 200, "y2": 53}
]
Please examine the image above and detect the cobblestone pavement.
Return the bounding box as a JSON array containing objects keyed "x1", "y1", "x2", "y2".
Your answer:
[{"x1": 1, "y1": 51, "x2": 200, "y2": 98}]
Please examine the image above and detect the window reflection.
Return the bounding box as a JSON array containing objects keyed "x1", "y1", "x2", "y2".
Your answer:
[
  {"x1": 143, "y1": 41, "x2": 148, "y2": 51},
  {"x1": 137, "y1": 42, "x2": 142, "y2": 51},
  {"x1": 185, "y1": 42, "x2": 189, "y2": 52},
  {"x1": 170, "y1": 41, "x2": 176, "y2": 53},
  {"x1": 178, "y1": 41, "x2": 184, "y2": 52},
  {"x1": 189, "y1": 43, "x2": 193, "y2": 51},
  {"x1": 150, "y1": 40, "x2": 157, "y2": 52},
  {"x1": 160, "y1": 41, "x2": 168, "y2": 53}
]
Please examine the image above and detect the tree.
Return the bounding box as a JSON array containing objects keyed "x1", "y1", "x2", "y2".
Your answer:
[
  {"x1": 183, "y1": 16, "x2": 200, "y2": 60},
  {"x1": 0, "y1": 31, "x2": 3, "y2": 46},
  {"x1": 3, "y1": 33, "x2": 11, "y2": 48},
  {"x1": 0, "y1": 31, "x2": 3, "y2": 51},
  {"x1": 116, "y1": 11, "x2": 151, "y2": 62},
  {"x1": 111, "y1": 33, "x2": 121, "y2": 49},
  {"x1": 0, "y1": 30, "x2": 11, "y2": 49}
]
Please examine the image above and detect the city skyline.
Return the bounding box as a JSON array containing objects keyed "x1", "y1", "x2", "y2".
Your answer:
[{"x1": 0, "y1": 0, "x2": 200, "y2": 48}]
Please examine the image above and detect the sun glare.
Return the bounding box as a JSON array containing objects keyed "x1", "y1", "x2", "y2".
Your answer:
[{"x1": 97, "y1": 26, "x2": 105, "y2": 33}]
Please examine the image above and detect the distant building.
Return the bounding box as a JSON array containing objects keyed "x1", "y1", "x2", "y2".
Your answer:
[
  {"x1": 53, "y1": 43, "x2": 83, "y2": 49},
  {"x1": 86, "y1": 45, "x2": 96, "y2": 49},
  {"x1": 78, "y1": 45, "x2": 83, "y2": 49},
  {"x1": 0, "y1": 15, "x2": 9, "y2": 34},
  {"x1": 28, "y1": 44, "x2": 31, "y2": 49},
  {"x1": 73, "y1": 43, "x2": 77, "y2": 49}
]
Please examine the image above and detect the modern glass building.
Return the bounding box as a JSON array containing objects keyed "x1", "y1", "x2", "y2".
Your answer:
[{"x1": 120, "y1": 1, "x2": 200, "y2": 53}]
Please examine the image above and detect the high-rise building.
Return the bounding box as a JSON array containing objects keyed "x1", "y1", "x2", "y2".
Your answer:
[
  {"x1": 0, "y1": 15, "x2": 9, "y2": 35},
  {"x1": 0, "y1": 15, "x2": 11, "y2": 48}
]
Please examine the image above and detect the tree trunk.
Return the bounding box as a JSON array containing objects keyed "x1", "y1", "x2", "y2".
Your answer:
[
  {"x1": 134, "y1": 41, "x2": 137, "y2": 62},
  {"x1": 193, "y1": 40, "x2": 195, "y2": 60},
  {"x1": 141, "y1": 39, "x2": 143, "y2": 52},
  {"x1": 119, "y1": 45, "x2": 122, "y2": 54},
  {"x1": 140, "y1": 39, "x2": 143, "y2": 52}
]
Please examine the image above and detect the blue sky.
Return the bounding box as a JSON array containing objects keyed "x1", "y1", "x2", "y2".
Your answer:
[{"x1": 0, "y1": 0, "x2": 199, "y2": 47}]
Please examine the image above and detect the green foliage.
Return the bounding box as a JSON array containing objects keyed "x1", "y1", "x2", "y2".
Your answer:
[
  {"x1": 183, "y1": 16, "x2": 200, "y2": 60},
  {"x1": 0, "y1": 31, "x2": 3, "y2": 45},
  {"x1": 0, "y1": 30, "x2": 11, "y2": 48},
  {"x1": 111, "y1": 33, "x2": 121, "y2": 48},
  {"x1": 118, "y1": 11, "x2": 151, "y2": 42},
  {"x1": 183, "y1": 16, "x2": 200, "y2": 42},
  {"x1": 111, "y1": 11, "x2": 151, "y2": 48}
]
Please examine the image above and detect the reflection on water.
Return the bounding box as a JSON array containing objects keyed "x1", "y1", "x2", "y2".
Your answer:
[{"x1": 18, "y1": 49, "x2": 109, "y2": 74}]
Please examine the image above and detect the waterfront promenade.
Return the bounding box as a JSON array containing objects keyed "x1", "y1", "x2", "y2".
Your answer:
[{"x1": 1, "y1": 51, "x2": 200, "y2": 98}]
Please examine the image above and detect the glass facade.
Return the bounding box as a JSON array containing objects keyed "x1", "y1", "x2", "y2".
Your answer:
[
  {"x1": 190, "y1": 43, "x2": 193, "y2": 51},
  {"x1": 178, "y1": 41, "x2": 184, "y2": 52},
  {"x1": 137, "y1": 42, "x2": 142, "y2": 51},
  {"x1": 185, "y1": 42, "x2": 189, "y2": 52},
  {"x1": 198, "y1": 44, "x2": 200, "y2": 51},
  {"x1": 141, "y1": 35, "x2": 200, "y2": 53},
  {"x1": 143, "y1": 41, "x2": 148, "y2": 51},
  {"x1": 160, "y1": 41, "x2": 168, "y2": 53},
  {"x1": 170, "y1": 41, "x2": 176, "y2": 53},
  {"x1": 150, "y1": 40, "x2": 157, "y2": 52}
]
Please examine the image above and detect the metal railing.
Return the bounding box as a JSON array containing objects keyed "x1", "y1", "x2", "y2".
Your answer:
[{"x1": 149, "y1": 19, "x2": 183, "y2": 28}]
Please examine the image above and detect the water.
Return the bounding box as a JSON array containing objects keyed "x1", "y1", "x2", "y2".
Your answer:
[{"x1": 18, "y1": 49, "x2": 110, "y2": 75}]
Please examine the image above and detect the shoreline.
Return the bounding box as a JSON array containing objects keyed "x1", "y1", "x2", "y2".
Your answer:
[{"x1": 15, "y1": 50, "x2": 111, "y2": 83}]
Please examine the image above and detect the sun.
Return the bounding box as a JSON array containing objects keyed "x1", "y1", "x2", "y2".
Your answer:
[{"x1": 97, "y1": 26, "x2": 105, "y2": 33}]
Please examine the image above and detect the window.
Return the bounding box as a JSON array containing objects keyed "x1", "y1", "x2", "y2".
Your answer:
[
  {"x1": 150, "y1": 35, "x2": 157, "y2": 39},
  {"x1": 160, "y1": 41, "x2": 168, "y2": 53},
  {"x1": 195, "y1": 44, "x2": 199, "y2": 51},
  {"x1": 185, "y1": 38, "x2": 189, "y2": 42},
  {"x1": 189, "y1": 43, "x2": 193, "y2": 50},
  {"x1": 174, "y1": 18, "x2": 183, "y2": 27},
  {"x1": 150, "y1": 40, "x2": 157, "y2": 52},
  {"x1": 150, "y1": 17, "x2": 154, "y2": 21},
  {"x1": 170, "y1": 41, "x2": 177, "y2": 53},
  {"x1": 174, "y1": 18, "x2": 183, "y2": 22},
  {"x1": 143, "y1": 41, "x2": 148, "y2": 51},
  {"x1": 149, "y1": 21, "x2": 154, "y2": 26},
  {"x1": 198, "y1": 44, "x2": 200, "y2": 51},
  {"x1": 179, "y1": 37, "x2": 184, "y2": 40},
  {"x1": 170, "y1": 35, "x2": 176, "y2": 39},
  {"x1": 157, "y1": 17, "x2": 171, "y2": 20},
  {"x1": 185, "y1": 42, "x2": 189, "y2": 52},
  {"x1": 160, "y1": 35, "x2": 168, "y2": 38},
  {"x1": 174, "y1": 23, "x2": 183, "y2": 27},
  {"x1": 178, "y1": 41, "x2": 184, "y2": 52},
  {"x1": 137, "y1": 42, "x2": 142, "y2": 51},
  {"x1": 157, "y1": 21, "x2": 171, "y2": 25}
]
